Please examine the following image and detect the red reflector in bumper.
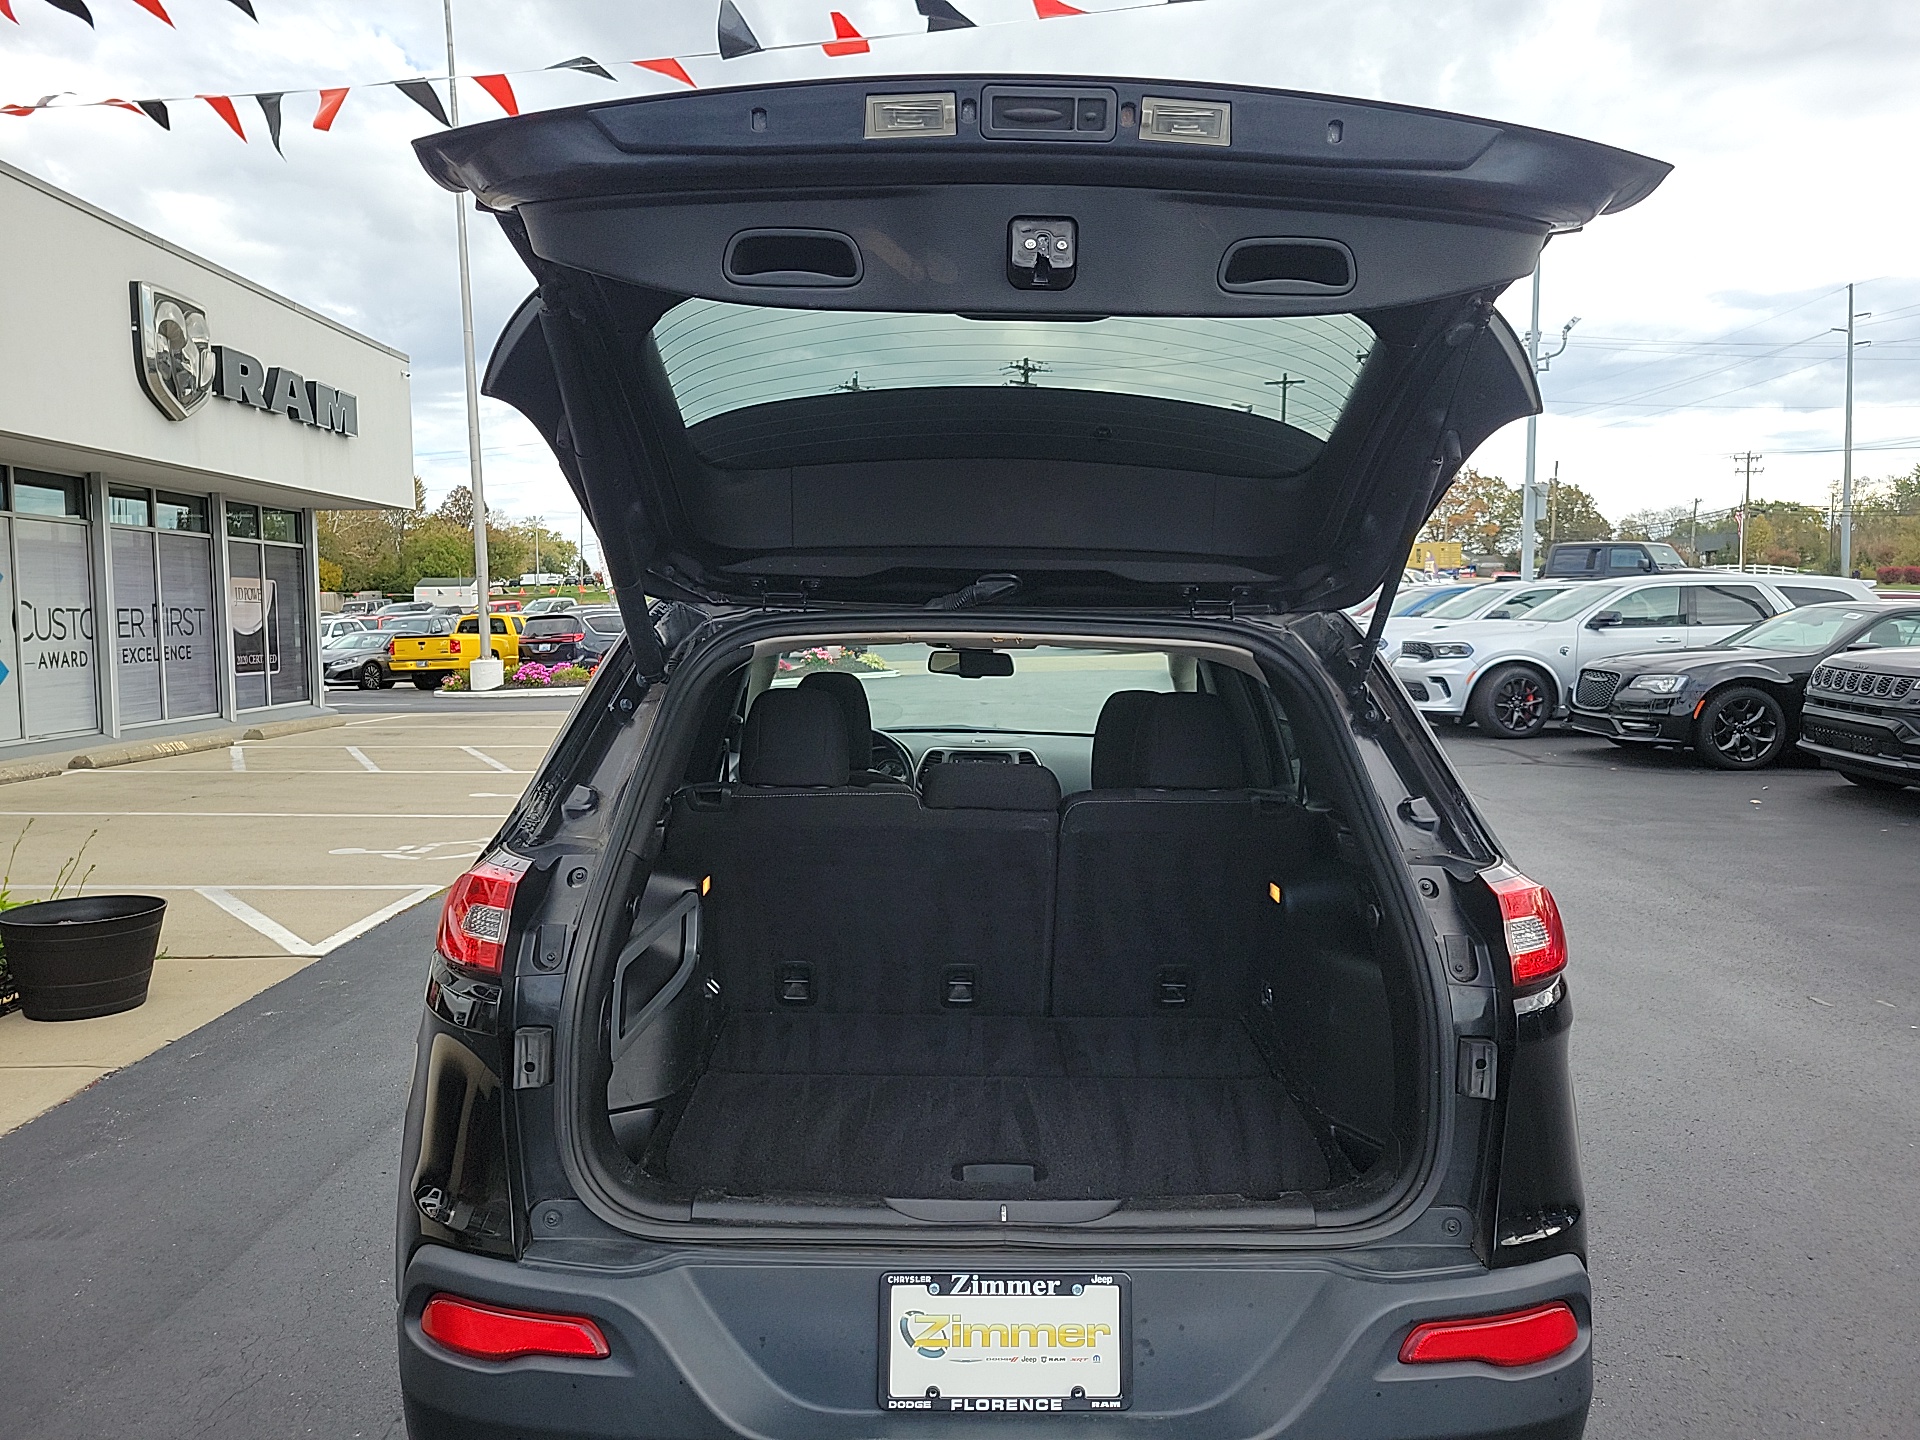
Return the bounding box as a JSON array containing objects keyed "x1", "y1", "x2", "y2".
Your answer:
[
  {"x1": 1399, "y1": 1301, "x2": 1579, "y2": 1368},
  {"x1": 420, "y1": 1294, "x2": 610, "y2": 1362}
]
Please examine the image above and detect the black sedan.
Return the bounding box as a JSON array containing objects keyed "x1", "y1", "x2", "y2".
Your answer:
[{"x1": 1569, "y1": 601, "x2": 1920, "y2": 769}]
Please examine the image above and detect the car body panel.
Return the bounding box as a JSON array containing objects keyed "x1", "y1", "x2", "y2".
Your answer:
[
  {"x1": 390, "y1": 615, "x2": 527, "y2": 675},
  {"x1": 1798, "y1": 646, "x2": 1920, "y2": 785}
]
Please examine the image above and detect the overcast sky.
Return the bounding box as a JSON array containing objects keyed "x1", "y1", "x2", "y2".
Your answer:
[{"x1": 5, "y1": 0, "x2": 1920, "y2": 560}]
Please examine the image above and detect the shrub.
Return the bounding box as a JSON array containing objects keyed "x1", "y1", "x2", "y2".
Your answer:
[
  {"x1": 510, "y1": 661, "x2": 555, "y2": 687},
  {"x1": 1878, "y1": 567, "x2": 1901, "y2": 584},
  {"x1": 440, "y1": 671, "x2": 468, "y2": 691},
  {"x1": 550, "y1": 665, "x2": 592, "y2": 687}
]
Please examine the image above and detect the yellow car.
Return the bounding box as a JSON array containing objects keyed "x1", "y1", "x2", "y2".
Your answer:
[{"x1": 386, "y1": 613, "x2": 524, "y2": 688}]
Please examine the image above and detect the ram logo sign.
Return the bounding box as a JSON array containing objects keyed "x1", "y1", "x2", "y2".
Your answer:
[{"x1": 131, "y1": 281, "x2": 358, "y2": 437}]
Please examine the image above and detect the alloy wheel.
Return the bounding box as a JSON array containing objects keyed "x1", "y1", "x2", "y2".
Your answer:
[{"x1": 1492, "y1": 673, "x2": 1546, "y2": 735}]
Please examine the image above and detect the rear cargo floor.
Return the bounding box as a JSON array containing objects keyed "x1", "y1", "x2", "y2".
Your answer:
[{"x1": 662, "y1": 1014, "x2": 1332, "y2": 1200}]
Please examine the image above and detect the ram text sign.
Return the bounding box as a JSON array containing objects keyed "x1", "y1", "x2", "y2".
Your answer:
[{"x1": 131, "y1": 281, "x2": 358, "y2": 437}]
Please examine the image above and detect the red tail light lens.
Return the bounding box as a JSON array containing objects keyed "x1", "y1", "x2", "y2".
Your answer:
[
  {"x1": 1400, "y1": 1301, "x2": 1578, "y2": 1368},
  {"x1": 435, "y1": 856, "x2": 529, "y2": 975},
  {"x1": 420, "y1": 1294, "x2": 610, "y2": 1362},
  {"x1": 1487, "y1": 874, "x2": 1568, "y2": 986}
]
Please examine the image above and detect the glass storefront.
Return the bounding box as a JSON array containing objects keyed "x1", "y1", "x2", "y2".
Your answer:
[
  {"x1": 225, "y1": 502, "x2": 310, "y2": 709},
  {"x1": 109, "y1": 484, "x2": 218, "y2": 726},
  {"x1": 3, "y1": 468, "x2": 99, "y2": 741}
]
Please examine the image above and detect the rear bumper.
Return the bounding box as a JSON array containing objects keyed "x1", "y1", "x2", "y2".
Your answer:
[{"x1": 398, "y1": 1243, "x2": 1591, "y2": 1440}]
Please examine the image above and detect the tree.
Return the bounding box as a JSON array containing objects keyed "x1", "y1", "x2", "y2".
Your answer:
[
  {"x1": 436, "y1": 485, "x2": 474, "y2": 529},
  {"x1": 317, "y1": 556, "x2": 345, "y2": 595},
  {"x1": 1541, "y1": 482, "x2": 1611, "y2": 548},
  {"x1": 1421, "y1": 467, "x2": 1520, "y2": 556}
]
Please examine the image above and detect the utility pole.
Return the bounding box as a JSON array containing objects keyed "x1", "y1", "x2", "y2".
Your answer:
[
  {"x1": 1264, "y1": 373, "x2": 1305, "y2": 425},
  {"x1": 1519, "y1": 259, "x2": 1580, "y2": 578},
  {"x1": 531, "y1": 514, "x2": 541, "y2": 579},
  {"x1": 1689, "y1": 497, "x2": 1700, "y2": 559},
  {"x1": 1832, "y1": 284, "x2": 1871, "y2": 576},
  {"x1": 1546, "y1": 461, "x2": 1560, "y2": 553},
  {"x1": 1732, "y1": 451, "x2": 1764, "y2": 571},
  {"x1": 1003, "y1": 357, "x2": 1049, "y2": 387}
]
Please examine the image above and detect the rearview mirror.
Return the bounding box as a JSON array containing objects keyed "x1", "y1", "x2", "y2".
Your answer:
[
  {"x1": 929, "y1": 648, "x2": 1015, "y2": 678},
  {"x1": 1586, "y1": 610, "x2": 1624, "y2": 630}
]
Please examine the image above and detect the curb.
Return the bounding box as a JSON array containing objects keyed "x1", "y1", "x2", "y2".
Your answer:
[
  {"x1": 434, "y1": 687, "x2": 587, "y2": 699},
  {"x1": 0, "y1": 712, "x2": 348, "y2": 784}
]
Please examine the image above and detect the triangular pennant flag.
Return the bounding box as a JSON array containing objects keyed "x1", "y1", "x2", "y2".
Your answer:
[
  {"x1": 223, "y1": 0, "x2": 257, "y2": 16},
  {"x1": 126, "y1": 0, "x2": 173, "y2": 23},
  {"x1": 549, "y1": 56, "x2": 616, "y2": 82},
  {"x1": 394, "y1": 78, "x2": 451, "y2": 127},
  {"x1": 312, "y1": 87, "x2": 348, "y2": 131},
  {"x1": 824, "y1": 11, "x2": 869, "y2": 56},
  {"x1": 916, "y1": 0, "x2": 975, "y2": 29},
  {"x1": 1, "y1": 104, "x2": 35, "y2": 117},
  {"x1": 1033, "y1": 0, "x2": 1083, "y2": 15},
  {"x1": 635, "y1": 58, "x2": 697, "y2": 87},
  {"x1": 200, "y1": 94, "x2": 246, "y2": 140},
  {"x1": 0, "y1": 1, "x2": 16, "y2": 24},
  {"x1": 717, "y1": 0, "x2": 762, "y2": 58},
  {"x1": 256, "y1": 91, "x2": 283, "y2": 156},
  {"x1": 137, "y1": 98, "x2": 171, "y2": 129},
  {"x1": 104, "y1": 98, "x2": 141, "y2": 112},
  {"x1": 473, "y1": 74, "x2": 519, "y2": 117},
  {"x1": 41, "y1": 0, "x2": 94, "y2": 24}
]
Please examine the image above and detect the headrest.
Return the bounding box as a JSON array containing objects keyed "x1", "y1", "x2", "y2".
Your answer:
[
  {"x1": 798, "y1": 670, "x2": 874, "y2": 768},
  {"x1": 1129, "y1": 692, "x2": 1246, "y2": 790},
  {"x1": 922, "y1": 761, "x2": 1062, "y2": 812},
  {"x1": 739, "y1": 687, "x2": 850, "y2": 787},
  {"x1": 1090, "y1": 689, "x2": 1157, "y2": 789}
]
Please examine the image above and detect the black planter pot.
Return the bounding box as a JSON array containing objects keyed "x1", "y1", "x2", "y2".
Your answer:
[{"x1": 0, "y1": 895, "x2": 167, "y2": 1021}]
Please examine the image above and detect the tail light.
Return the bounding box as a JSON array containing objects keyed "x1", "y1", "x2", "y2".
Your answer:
[
  {"x1": 555, "y1": 631, "x2": 585, "y2": 643},
  {"x1": 1486, "y1": 873, "x2": 1568, "y2": 986},
  {"x1": 1399, "y1": 1301, "x2": 1578, "y2": 1367},
  {"x1": 436, "y1": 855, "x2": 530, "y2": 975},
  {"x1": 420, "y1": 1294, "x2": 609, "y2": 1362},
  {"x1": 386, "y1": 638, "x2": 398, "y2": 656}
]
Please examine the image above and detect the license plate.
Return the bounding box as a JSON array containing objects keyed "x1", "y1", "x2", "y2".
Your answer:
[{"x1": 881, "y1": 1272, "x2": 1129, "y2": 1415}]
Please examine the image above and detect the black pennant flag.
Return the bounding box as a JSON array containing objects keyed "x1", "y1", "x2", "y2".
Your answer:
[
  {"x1": 917, "y1": 0, "x2": 975, "y2": 29},
  {"x1": 717, "y1": 0, "x2": 762, "y2": 58},
  {"x1": 394, "y1": 78, "x2": 451, "y2": 127},
  {"x1": 549, "y1": 56, "x2": 617, "y2": 81},
  {"x1": 136, "y1": 99, "x2": 170, "y2": 129},
  {"x1": 223, "y1": 0, "x2": 258, "y2": 16},
  {"x1": 42, "y1": 0, "x2": 95, "y2": 25},
  {"x1": 256, "y1": 92, "x2": 284, "y2": 156}
]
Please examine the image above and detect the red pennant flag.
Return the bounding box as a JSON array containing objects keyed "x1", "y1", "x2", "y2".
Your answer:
[
  {"x1": 824, "y1": 11, "x2": 869, "y2": 56},
  {"x1": 634, "y1": 57, "x2": 696, "y2": 87},
  {"x1": 1033, "y1": 0, "x2": 1083, "y2": 14},
  {"x1": 313, "y1": 87, "x2": 348, "y2": 131},
  {"x1": 127, "y1": 0, "x2": 174, "y2": 22},
  {"x1": 473, "y1": 74, "x2": 519, "y2": 117},
  {"x1": 0, "y1": 2, "x2": 16, "y2": 24},
  {"x1": 2, "y1": 105, "x2": 35, "y2": 117},
  {"x1": 199, "y1": 94, "x2": 246, "y2": 140},
  {"x1": 103, "y1": 98, "x2": 143, "y2": 113}
]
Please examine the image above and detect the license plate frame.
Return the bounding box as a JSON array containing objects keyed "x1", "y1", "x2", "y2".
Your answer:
[{"x1": 880, "y1": 1271, "x2": 1131, "y2": 1416}]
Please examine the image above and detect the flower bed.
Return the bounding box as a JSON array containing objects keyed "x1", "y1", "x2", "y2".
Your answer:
[{"x1": 777, "y1": 646, "x2": 888, "y2": 675}]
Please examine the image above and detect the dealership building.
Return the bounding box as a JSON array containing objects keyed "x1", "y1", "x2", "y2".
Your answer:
[{"x1": 0, "y1": 159, "x2": 412, "y2": 755}]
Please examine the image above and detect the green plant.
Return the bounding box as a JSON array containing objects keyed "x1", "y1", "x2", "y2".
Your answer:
[
  {"x1": 441, "y1": 671, "x2": 469, "y2": 691},
  {"x1": 0, "y1": 822, "x2": 98, "y2": 1016},
  {"x1": 550, "y1": 664, "x2": 592, "y2": 686}
]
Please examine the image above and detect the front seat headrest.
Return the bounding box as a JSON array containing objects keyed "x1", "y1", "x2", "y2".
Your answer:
[
  {"x1": 739, "y1": 686, "x2": 850, "y2": 787},
  {"x1": 1090, "y1": 689, "x2": 1157, "y2": 789},
  {"x1": 1129, "y1": 692, "x2": 1246, "y2": 790},
  {"x1": 797, "y1": 670, "x2": 874, "y2": 770}
]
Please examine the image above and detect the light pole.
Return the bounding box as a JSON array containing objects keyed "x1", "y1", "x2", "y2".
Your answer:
[
  {"x1": 1832, "y1": 284, "x2": 1871, "y2": 576},
  {"x1": 443, "y1": 0, "x2": 498, "y2": 685},
  {"x1": 1519, "y1": 259, "x2": 1579, "y2": 578}
]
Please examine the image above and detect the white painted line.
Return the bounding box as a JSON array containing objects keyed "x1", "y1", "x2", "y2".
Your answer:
[
  {"x1": 229, "y1": 746, "x2": 247, "y2": 772},
  {"x1": 195, "y1": 885, "x2": 444, "y2": 958},
  {"x1": 4, "y1": 884, "x2": 436, "y2": 892},
  {"x1": 343, "y1": 714, "x2": 407, "y2": 726},
  {"x1": 461, "y1": 746, "x2": 515, "y2": 773},
  {"x1": 345, "y1": 746, "x2": 381, "y2": 773},
  {"x1": 0, "y1": 810, "x2": 514, "y2": 819}
]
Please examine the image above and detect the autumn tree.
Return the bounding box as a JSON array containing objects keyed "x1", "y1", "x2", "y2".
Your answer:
[{"x1": 1421, "y1": 467, "x2": 1521, "y2": 556}]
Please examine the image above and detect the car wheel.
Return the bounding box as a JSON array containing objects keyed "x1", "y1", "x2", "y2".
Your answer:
[
  {"x1": 1840, "y1": 770, "x2": 1907, "y2": 792},
  {"x1": 358, "y1": 661, "x2": 384, "y2": 690},
  {"x1": 411, "y1": 674, "x2": 444, "y2": 690},
  {"x1": 1694, "y1": 686, "x2": 1786, "y2": 770},
  {"x1": 1468, "y1": 664, "x2": 1553, "y2": 738}
]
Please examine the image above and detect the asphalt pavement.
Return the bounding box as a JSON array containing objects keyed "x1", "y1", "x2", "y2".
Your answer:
[{"x1": 0, "y1": 724, "x2": 1915, "y2": 1438}]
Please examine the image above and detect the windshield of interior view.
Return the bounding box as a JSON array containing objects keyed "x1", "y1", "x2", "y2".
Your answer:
[
  {"x1": 653, "y1": 299, "x2": 1378, "y2": 440},
  {"x1": 769, "y1": 644, "x2": 1174, "y2": 733},
  {"x1": 1522, "y1": 585, "x2": 1625, "y2": 624},
  {"x1": 1727, "y1": 607, "x2": 1869, "y2": 651}
]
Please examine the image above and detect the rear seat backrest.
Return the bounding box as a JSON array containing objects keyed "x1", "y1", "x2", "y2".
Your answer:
[
  {"x1": 1052, "y1": 691, "x2": 1309, "y2": 1018},
  {"x1": 662, "y1": 689, "x2": 1056, "y2": 1016}
]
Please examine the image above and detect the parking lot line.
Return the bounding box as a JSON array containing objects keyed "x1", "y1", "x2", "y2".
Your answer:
[
  {"x1": 460, "y1": 745, "x2": 515, "y2": 772},
  {"x1": 196, "y1": 885, "x2": 444, "y2": 957},
  {"x1": 0, "y1": 809, "x2": 515, "y2": 819},
  {"x1": 344, "y1": 746, "x2": 381, "y2": 772},
  {"x1": 229, "y1": 745, "x2": 246, "y2": 772}
]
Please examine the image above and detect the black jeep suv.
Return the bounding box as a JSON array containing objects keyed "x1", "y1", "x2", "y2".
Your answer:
[{"x1": 395, "y1": 76, "x2": 1667, "y2": 1439}]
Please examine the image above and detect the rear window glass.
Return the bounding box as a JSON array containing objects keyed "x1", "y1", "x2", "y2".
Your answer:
[
  {"x1": 583, "y1": 611, "x2": 624, "y2": 634},
  {"x1": 525, "y1": 616, "x2": 584, "y2": 637},
  {"x1": 653, "y1": 299, "x2": 1377, "y2": 442}
]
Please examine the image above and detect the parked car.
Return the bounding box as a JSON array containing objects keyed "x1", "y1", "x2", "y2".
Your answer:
[
  {"x1": 388, "y1": 612, "x2": 526, "y2": 687},
  {"x1": 1798, "y1": 646, "x2": 1920, "y2": 790},
  {"x1": 521, "y1": 596, "x2": 581, "y2": 618},
  {"x1": 319, "y1": 615, "x2": 369, "y2": 645},
  {"x1": 1568, "y1": 602, "x2": 1920, "y2": 769},
  {"x1": 1375, "y1": 582, "x2": 1572, "y2": 654},
  {"x1": 1395, "y1": 575, "x2": 1805, "y2": 737},
  {"x1": 393, "y1": 75, "x2": 1668, "y2": 1440},
  {"x1": 339, "y1": 597, "x2": 380, "y2": 617},
  {"x1": 1541, "y1": 541, "x2": 1692, "y2": 580},
  {"x1": 322, "y1": 629, "x2": 404, "y2": 690},
  {"x1": 519, "y1": 606, "x2": 623, "y2": 668},
  {"x1": 1346, "y1": 581, "x2": 1475, "y2": 627}
]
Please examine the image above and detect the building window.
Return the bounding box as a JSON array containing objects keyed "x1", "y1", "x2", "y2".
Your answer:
[
  {"x1": 227, "y1": 500, "x2": 311, "y2": 710},
  {"x1": 155, "y1": 491, "x2": 210, "y2": 533},
  {"x1": 262, "y1": 508, "x2": 301, "y2": 544},
  {"x1": 13, "y1": 468, "x2": 85, "y2": 518},
  {"x1": 225, "y1": 503, "x2": 260, "y2": 539},
  {"x1": 110, "y1": 486, "x2": 154, "y2": 527}
]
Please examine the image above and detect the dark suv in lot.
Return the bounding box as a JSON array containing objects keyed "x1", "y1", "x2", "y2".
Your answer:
[
  {"x1": 1799, "y1": 647, "x2": 1920, "y2": 789},
  {"x1": 395, "y1": 75, "x2": 1668, "y2": 1439}
]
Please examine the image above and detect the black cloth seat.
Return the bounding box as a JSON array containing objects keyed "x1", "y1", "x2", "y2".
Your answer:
[
  {"x1": 1088, "y1": 689, "x2": 1158, "y2": 790},
  {"x1": 922, "y1": 760, "x2": 1061, "y2": 811},
  {"x1": 1051, "y1": 692, "x2": 1318, "y2": 1017},
  {"x1": 796, "y1": 670, "x2": 900, "y2": 786}
]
